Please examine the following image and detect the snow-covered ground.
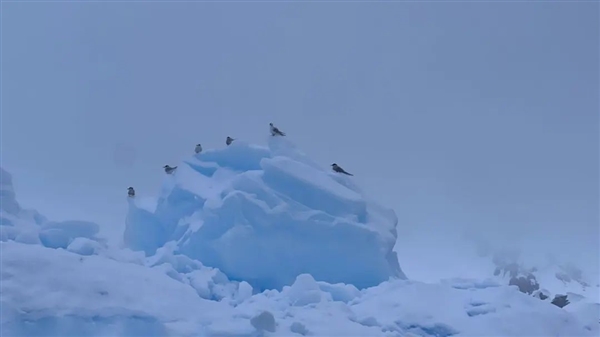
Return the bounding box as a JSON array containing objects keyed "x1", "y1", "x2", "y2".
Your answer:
[{"x1": 1, "y1": 137, "x2": 598, "y2": 336}]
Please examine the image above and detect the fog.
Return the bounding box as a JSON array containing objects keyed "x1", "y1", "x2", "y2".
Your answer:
[{"x1": 3, "y1": 2, "x2": 598, "y2": 278}]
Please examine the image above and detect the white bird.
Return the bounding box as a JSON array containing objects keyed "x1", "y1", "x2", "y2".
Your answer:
[
  {"x1": 195, "y1": 144, "x2": 203, "y2": 154},
  {"x1": 331, "y1": 163, "x2": 353, "y2": 176},
  {"x1": 269, "y1": 123, "x2": 286, "y2": 136},
  {"x1": 164, "y1": 165, "x2": 177, "y2": 174},
  {"x1": 226, "y1": 136, "x2": 235, "y2": 146},
  {"x1": 127, "y1": 187, "x2": 135, "y2": 197}
]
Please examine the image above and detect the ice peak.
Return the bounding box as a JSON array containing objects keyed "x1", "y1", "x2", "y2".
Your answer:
[{"x1": 124, "y1": 138, "x2": 405, "y2": 290}]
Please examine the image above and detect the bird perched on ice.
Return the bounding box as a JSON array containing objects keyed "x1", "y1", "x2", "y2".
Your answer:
[
  {"x1": 331, "y1": 163, "x2": 353, "y2": 176},
  {"x1": 194, "y1": 144, "x2": 203, "y2": 154},
  {"x1": 226, "y1": 136, "x2": 235, "y2": 146},
  {"x1": 127, "y1": 187, "x2": 135, "y2": 197},
  {"x1": 269, "y1": 123, "x2": 286, "y2": 136},
  {"x1": 163, "y1": 165, "x2": 177, "y2": 174}
]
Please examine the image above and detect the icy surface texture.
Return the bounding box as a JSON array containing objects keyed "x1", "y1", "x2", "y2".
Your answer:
[
  {"x1": 2, "y1": 241, "x2": 597, "y2": 337},
  {"x1": 124, "y1": 137, "x2": 404, "y2": 290}
]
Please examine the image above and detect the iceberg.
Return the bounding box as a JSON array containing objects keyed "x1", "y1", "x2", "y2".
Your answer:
[{"x1": 124, "y1": 137, "x2": 405, "y2": 290}]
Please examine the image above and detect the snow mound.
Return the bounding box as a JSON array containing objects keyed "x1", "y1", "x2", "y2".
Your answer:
[
  {"x1": 0, "y1": 167, "x2": 104, "y2": 250},
  {"x1": 0, "y1": 241, "x2": 232, "y2": 337},
  {"x1": 124, "y1": 137, "x2": 405, "y2": 290},
  {"x1": 349, "y1": 279, "x2": 597, "y2": 337}
]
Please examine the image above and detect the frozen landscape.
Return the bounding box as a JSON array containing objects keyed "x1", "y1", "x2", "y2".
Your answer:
[{"x1": 1, "y1": 137, "x2": 598, "y2": 337}]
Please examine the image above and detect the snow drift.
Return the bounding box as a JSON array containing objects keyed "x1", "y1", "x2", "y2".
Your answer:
[
  {"x1": 124, "y1": 137, "x2": 405, "y2": 290},
  {"x1": 0, "y1": 167, "x2": 104, "y2": 252}
]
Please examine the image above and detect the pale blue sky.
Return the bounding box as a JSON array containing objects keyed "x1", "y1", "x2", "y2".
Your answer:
[{"x1": 2, "y1": 2, "x2": 598, "y2": 259}]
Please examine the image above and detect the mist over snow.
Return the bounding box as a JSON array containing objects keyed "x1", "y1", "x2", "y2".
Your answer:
[{"x1": 2, "y1": 137, "x2": 599, "y2": 337}]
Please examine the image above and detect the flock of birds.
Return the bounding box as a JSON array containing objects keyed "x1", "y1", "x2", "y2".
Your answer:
[{"x1": 127, "y1": 123, "x2": 353, "y2": 198}]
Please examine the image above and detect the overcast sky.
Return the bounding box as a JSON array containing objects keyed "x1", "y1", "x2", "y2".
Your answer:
[{"x1": 2, "y1": 2, "x2": 598, "y2": 264}]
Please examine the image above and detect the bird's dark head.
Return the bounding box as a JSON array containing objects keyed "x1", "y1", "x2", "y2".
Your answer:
[
  {"x1": 128, "y1": 187, "x2": 133, "y2": 190},
  {"x1": 269, "y1": 123, "x2": 273, "y2": 126},
  {"x1": 163, "y1": 165, "x2": 169, "y2": 168},
  {"x1": 331, "y1": 163, "x2": 337, "y2": 166},
  {"x1": 196, "y1": 144, "x2": 201, "y2": 146}
]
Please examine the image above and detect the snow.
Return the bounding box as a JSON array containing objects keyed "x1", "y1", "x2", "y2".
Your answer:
[
  {"x1": 1, "y1": 137, "x2": 598, "y2": 336},
  {"x1": 0, "y1": 241, "x2": 229, "y2": 337},
  {"x1": 3, "y1": 240, "x2": 596, "y2": 337},
  {"x1": 39, "y1": 221, "x2": 101, "y2": 249},
  {"x1": 1, "y1": 167, "x2": 104, "y2": 251}
]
